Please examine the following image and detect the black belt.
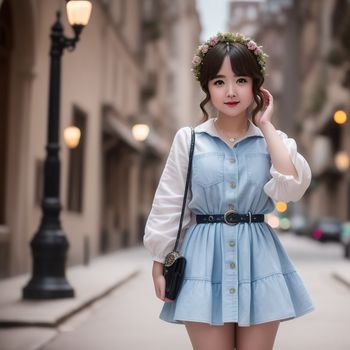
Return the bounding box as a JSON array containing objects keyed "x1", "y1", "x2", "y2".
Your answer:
[{"x1": 196, "y1": 210, "x2": 265, "y2": 225}]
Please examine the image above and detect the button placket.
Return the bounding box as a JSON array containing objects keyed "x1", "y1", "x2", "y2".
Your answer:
[
  {"x1": 223, "y1": 228, "x2": 238, "y2": 320},
  {"x1": 226, "y1": 154, "x2": 237, "y2": 191},
  {"x1": 223, "y1": 153, "x2": 239, "y2": 318}
]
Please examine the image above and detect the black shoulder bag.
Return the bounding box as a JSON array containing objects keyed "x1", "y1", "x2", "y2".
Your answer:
[{"x1": 163, "y1": 127, "x2": 195, "y2": 301}]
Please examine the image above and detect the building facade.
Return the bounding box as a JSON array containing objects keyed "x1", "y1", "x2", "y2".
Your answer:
[
  {"x1": 295, "y1": 0, "x2": 350, "y2": 222},
  {"x1": 0, "y1": 0, "x2": 201, "y2": 277},
  {"x1": 228, "y1": 0, "x2": 350, "y2": 225}
]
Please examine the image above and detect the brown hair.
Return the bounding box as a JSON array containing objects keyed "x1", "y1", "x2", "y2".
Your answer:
[{"x1": 198, "y1": 42, "x2": 265, "y2": 125}]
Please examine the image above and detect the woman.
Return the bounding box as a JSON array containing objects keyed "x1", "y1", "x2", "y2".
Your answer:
[{"x1": 143, "y1": 32, "x2": 315, "y2": 350}]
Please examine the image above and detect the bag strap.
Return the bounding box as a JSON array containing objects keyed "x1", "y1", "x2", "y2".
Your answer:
[{"x1": 173, "y1": 127, "x2": 195, "y2": 252}]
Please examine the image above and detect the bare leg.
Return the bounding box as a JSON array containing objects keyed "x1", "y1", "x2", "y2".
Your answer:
[
  {"x1": 184, "y1": 321, "x2": 237, "y2": 350},
  {"x1": 236, "y1": 320, "x2": 280, "y2": 350}
]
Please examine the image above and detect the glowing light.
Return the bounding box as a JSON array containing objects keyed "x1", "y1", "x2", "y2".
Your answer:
[
  {"x1": 66, "y1": 1, "x2": 92, "y2": 26},
  {"x1": 279, "y1": 217, "x2": 290, "y2": 230},
  {"x1": 333, "y1": 110, "x2": 347, "y2": 124},
  {"x1": 335, "y1": 151, "x2": 350, "y2": 171},
  {"x1": 275, "y1": 201, "x2": 287, "y2": 213},
  {"x1": 64, "y1": 126, "x2": 81, "y2": 148},
  {"x1": 266, "y1": 214, "x2": 279, "y2": 228},
  {"x1": 132, "y1": 124, "x2": 150, "y2": 141}
]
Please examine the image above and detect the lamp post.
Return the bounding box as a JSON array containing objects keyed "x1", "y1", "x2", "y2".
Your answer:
[{"x1": 22, "y1": 1, "x2": 92, "y2": 299}]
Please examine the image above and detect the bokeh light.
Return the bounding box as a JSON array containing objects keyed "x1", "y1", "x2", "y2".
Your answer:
[
  {"x1": 333, "y1": 110, "x2": 347, "y2": 124},
  {"x1": 275, "y1": 201, "x2": 287, "y2": 213}
]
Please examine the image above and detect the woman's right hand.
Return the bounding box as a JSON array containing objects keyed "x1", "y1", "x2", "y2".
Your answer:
[{"x1": 152, "y1": 261, "x2": 173, "y2": 302}]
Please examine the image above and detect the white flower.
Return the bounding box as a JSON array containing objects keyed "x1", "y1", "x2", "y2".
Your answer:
[{"x1": 201, "y1": 44, "x2": 209, "y2": 53}]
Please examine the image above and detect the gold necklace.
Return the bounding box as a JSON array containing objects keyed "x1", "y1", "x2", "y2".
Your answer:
[{"x1": 213, "y1": 118, "x2": 248, "y2": 143}]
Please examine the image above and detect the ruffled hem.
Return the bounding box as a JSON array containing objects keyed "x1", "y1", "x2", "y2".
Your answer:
[{"x1": 159, "y1": 270, "x2": 315, "y2": 326}]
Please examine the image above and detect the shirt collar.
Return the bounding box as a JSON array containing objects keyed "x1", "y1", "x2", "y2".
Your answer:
[{"x1": 195, "y1": 117, "x2": 264, "y2": 141}]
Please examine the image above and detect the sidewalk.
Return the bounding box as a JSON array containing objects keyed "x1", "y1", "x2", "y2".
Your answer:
[
  {"x1": 1, "y1": 238, "x2": 350, "y2": 350},
  {"x1": 0, "y1": 245, "x2": 144, "y2": 350},
  {"x1": 280, "y1": 232, "x2": 350, "y2": 290},
  {"x1": 332, "y1": 260, "x2": 350, "y2": 288}
]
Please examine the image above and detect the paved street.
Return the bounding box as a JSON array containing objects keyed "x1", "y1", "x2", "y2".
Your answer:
[
  {"x1": 274, "y1": 234, "x2": 350, "y2": 350},
  {"x1": 34, "y1": 232, "x2": 350, "y2": 350}
]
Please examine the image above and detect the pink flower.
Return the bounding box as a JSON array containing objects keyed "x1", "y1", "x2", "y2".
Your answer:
[
  {"x1": 254, "y1": 47, "x2": 262, "y2": 55},
  {"x1": 247, "y1": 40, "x2": 257, "y2": 50},
  {"x1": 192, "y1": 55, "x2": 202, "y2": 65},
  {"x1": 208, "y1": 36, "x2": 219, "y2": 46}
]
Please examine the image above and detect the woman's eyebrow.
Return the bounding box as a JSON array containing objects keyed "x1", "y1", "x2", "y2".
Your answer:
[
  {"x1": 213, "y1": 74, "x2": 226, "y2": 79},
  {"x1": 213, "y1": 74, "x2": 248, "y2": 79}
]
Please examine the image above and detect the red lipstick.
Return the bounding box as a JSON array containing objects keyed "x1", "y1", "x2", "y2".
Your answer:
[{"x1": 224, "y1": 101, "x2": 240, "y2": 106}]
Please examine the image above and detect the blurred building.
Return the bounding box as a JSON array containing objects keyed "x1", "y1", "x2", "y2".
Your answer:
[
  {"x1": 228, "y1": 0, "x2": 350, "y2": 224},
  {"x1": 294, "y1": 0, "x2": 350, "y2": 223},
  {"x1": 0, "y1": 0, "x2": 201, "y2": 278}
]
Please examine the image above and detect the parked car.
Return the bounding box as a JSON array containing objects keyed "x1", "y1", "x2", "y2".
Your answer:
[
  {"x1": 290, "y1": 214, "x2": 313, "y2": 237},
  {"x1": 340, "y1": 222, "x2": 350, "y2": 258},
  {"x1": 311, "y1": 217, "x2": 341, "y2": 243}
]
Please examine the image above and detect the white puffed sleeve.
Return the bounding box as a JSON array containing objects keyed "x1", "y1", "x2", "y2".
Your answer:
[
  {"x1": 143, "y1": 127, "x2": 193, "y2": 263},
  {"x1": 263, "y1": 130, "x2": 312, "y2": 202}
]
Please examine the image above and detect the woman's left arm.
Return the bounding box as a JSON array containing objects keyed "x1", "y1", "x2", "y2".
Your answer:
[
  {"x1": 259, "y1": 121, "x2": 299, "y2": 179},
  {"x1": 255, "y1": 89, "x2": 312, "y2": 202}
]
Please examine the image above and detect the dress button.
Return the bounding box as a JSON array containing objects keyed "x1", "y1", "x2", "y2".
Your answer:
[
  {"x1": 230, "y1": 181, "x2": 236, "y2": 189},
  {"x1": 230, "y1": 159, "x2": 236, "y2": 164},
  {"x1": 229, "y1": 288, "x2": 236, "y2": 294},
  {"x1": 230, "y1": 262, "x2": 236, "y2": 269},
  {"x1": 229, "y1": 240, "x2": 236, "y2": 247}
]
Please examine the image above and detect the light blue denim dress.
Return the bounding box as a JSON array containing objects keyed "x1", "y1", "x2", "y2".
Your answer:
[{"x1": 154, "y1": 118, "x2": 315, "y2": 327}]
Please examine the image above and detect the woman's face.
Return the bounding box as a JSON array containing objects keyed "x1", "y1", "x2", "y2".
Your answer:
[{"x1": 208, "y1": 55, "x2": 254, "y2": 119}]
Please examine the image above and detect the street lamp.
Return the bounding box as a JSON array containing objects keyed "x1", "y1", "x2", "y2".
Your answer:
[{"x1": 22, "y1": 1, "x2": 92, "y2": 299}]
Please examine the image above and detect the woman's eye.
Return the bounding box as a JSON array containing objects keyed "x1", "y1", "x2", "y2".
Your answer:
[
  {"x1": 213, "y1": 80, "x2": 224, "y2": 86},
  {"x1": 237, "y1": 78, "x2": 247, "y2": 83}
]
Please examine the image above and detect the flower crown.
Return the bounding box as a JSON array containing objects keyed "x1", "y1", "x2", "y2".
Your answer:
[{"x1": 191, "y1": 32, "x2": 268, "y2": 81}]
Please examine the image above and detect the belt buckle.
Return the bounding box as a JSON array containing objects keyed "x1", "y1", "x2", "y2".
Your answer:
[{"x1": 224, "y1": 209, "x2": 239, "y2": 225}]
